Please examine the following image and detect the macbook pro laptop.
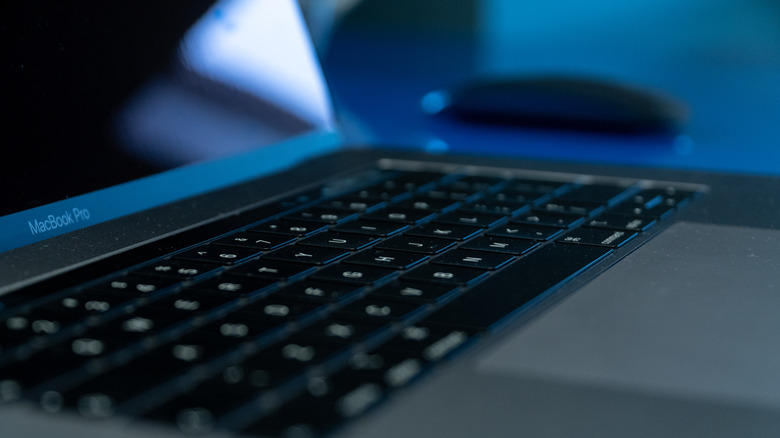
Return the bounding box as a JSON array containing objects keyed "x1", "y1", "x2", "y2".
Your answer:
[{"x1": 3, "y1": 1, "x2": 780, "y2": 437}]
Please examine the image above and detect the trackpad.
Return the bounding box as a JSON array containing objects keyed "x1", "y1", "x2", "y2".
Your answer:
[{"x1": 477, "y1": 222, "x2": 780, "y2": 409}]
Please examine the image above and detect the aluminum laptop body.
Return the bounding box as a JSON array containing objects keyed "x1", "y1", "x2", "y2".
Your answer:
[{"x1": 3, "y1": 1, "x2": 780, "y2": 437}]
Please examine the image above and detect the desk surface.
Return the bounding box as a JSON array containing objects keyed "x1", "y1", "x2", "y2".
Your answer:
[{"x1": 321, "y1": 1, "x2": 780, "y2": 176}]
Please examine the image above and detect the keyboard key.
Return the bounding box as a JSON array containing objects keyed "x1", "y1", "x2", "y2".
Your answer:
[
  {"x1": 145, "y1": 292, "x2": 236, "y2": 316},
  {"x1": 462, "y1": 198, "x2": 528, "y2": 216},
  {"x1": 361, "y1": 207, "x2": 436, "y2": 224},
  {"x1": 331, "y1": 219, "x2": 408, "y2": 237},
  {"x1": 395, "y1": 195, "x2": 461, "y2": 212},
  {"x1": 512, "y1": 211, "x2": 585, "y2": 228},
  {"x1": 276, "y1": 281, "x2": 362, "y2": 303},
  {"x1": 432, "y1": 249, "x2": 514, "y2": 270},
  {"x1": 342, "y1": 348, "x2": 426, "y2": 389},
  {"x1": 302, "y1": 318, "x2": 389, "y2": 345},
  {"x1": 375, "y1": 235, "x2": 456, "y2": 254},
  {"x1": 188, "y1": 276, "x2": 276, "y2": 298},
  {"x1": 175, "y1": 245, "x2": 260, "y2": 265},
  {"x1": 241, "y1": 297, "x2": 326, "y2": 323},
  {"x1": 488, "y1": 222, "x2": 564, "y2": 241},
  {"x1": 343, "y1": 249, "x2": 427, "y2": 270},
  {"x1": 298, "y1": 232, "x2": 379, "y2": 251},
  {"x1": 537, "y1": 199, "x2": 603, "y2": 217},
  {"x1": 459, "y1": 235, "x2": 538, "y2": 255},
  {"x1": 401, "y1": 264, "x2": 487, "y2": 286},
  {"x1": 558, "y1": 228, "x2": 637, "y2": 248},
  {"x1": 213, "y1": 232, "x2": 294, "y2": 250},
  {"x1": 611, "y1": 187, "x2": 695, "y2": 218},
  {"x1": 227, "y1": 260, "x2": 315, "y2": 281},
  {"x1": 405, "y1": 222, "x2": 482, "y2": 241},
  {"x1": 586, "y1": 213, "x2": 656, "y2": 232},
  {"x1": 91, "y1": 274, "x2": 179, "y2": 297},
  {"x1": 310, "y1": 265, "x2": 397, "y2": 285},
  {"x1": 423, "y1": 244, "x2": 612, "y2": 331},
  {"x1": 334, "y1": 299, "x2": 425, "y2": 324},
  {"x1": 134, "y1": 259, "x2": 221, "y2": 278},
  {"x1": 285, "y1": 206, "x2": 358, "y2": 224},
  {"x1": 250, "y1": 219, "x2": 328, "y2": 237},
  {"x1": 436, "y1": 210, "x2": 506, "y2": 228},
  {"x1": 264, "y1": 245, "x2": 349, "y2": 265},
  {"x1": 557, "y1": 183, "x2": 630, "y2": 205},
  {"x1": 380, "y1": 325, "x2": 473, "y2": 363},
  {"x1": 369, "y1": 281, "x2": 458, "y2": 304}
]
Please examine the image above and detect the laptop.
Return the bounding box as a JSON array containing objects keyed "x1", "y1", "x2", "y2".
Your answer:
[{"x1": 3, "y1": 1, "x2": 780, "y2": 437}]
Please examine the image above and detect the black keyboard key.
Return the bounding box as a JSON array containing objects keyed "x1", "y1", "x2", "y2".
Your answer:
[
  {"x1": 309, "y1": 265, "x2": 397, "y2": 286},
  {"x1": 190, "y1": 312, "x2": 284, "y2": 343},
  {"x1": 175, "y1": 245, "x2": 260, "y2": 265},
  {"x1": 298, "y1": 232, "x2": 379, "y2": 251},
  {"x1": 257, "y1": 334, "x2": 350, "y2": 368},
  {"x1": 611, "y1": 187, "x2": 695, "y2": 218},
  {"x1": 99, "y1": 308, "x2": 188, "y2": 337},
  {"x1": 55, "y1": 365, "x2": 172, "y2": 417},
  {"x1": 436, "y1": 210, "x2": 506, "y2": 228},
  {"x1": 90, "y1": 274, "x2": 179, "y2": 297},
  {"x1": 432, "y1": 249, "x2": 514, "y2": 270},
  {"x1": 227, "y1": 260, "x2": 315, "y2": 281},
  {"x1": 395, "y1": 195, "x2": 461, "y2": 212},
  {"x1": 405, "y1": 222, "x2": 482, "y2": 241},
  {"x1": 380, "y1": 325, "x2": 473, "y2": 363},
  {"x1": 134, "y1": 259, "x2": 221, "y2": 279},
  {"x1": 369, "y1": 281, "x2": 457, "y2": 304},
  {"x1": 460, "y1": 235, "x2": 538, "y2": 255},
  {"x1": 342, "y1": 348, "x2": 426, "y2": 390},
  {"x1": 334, "y1": 299, "x2": 425, "y2": 324},
  {"x1": 322, "y1": 196, "x2": 385, "y2": 212},
  {"x1": 276, "y1": 281, "x2": 362, "y2": 303},
  {"x1": 507, "y1": 178, "x2": 569, "y2": 195},
  {"x1": 361, "y1": 207, "x2": 436, "y2": 224},
  {"x1": 241, "y1": 297, "x2": 326, "y2": 323},
  {"x1": 426, "y1": 187, "x2": 478, "y2": 202},
  {"x1": 285, "y1": 206, "x2": 358, "y2": 224},
  {"x1": 401, "y1": 264, "x2": 487, "y2": 286},
  {"x1": 213, "y1": 232, "x2": 295, "y2": 250},
  {"x1": 250, "y1": 219, "x2": 328, "y2": 237},
  {"x1": 145, "y1": 292, "x2": 236, "y2": 315},
  {"x1": 446, "y1": 175, "x2": 504, "y2": 192},
  {"x1": 60, "y1": 290, "x2": 138, "y2": 315},
  {"x1": 558, "y1": 228, "x2": 637, "y2": 248},
  {"x1": 512, "y1": 211, "x2": 585, "y2": 228},
  {"x1": 189, "y1": 276, "x2": 276, "y2": 298},
  {"x1": 332, "y1": 219, "x2": 408, "y2": 237},
  {"x1": 586, "y1": 213, "x2": 656, "y2": 232},
  {"x1": 462, "y1": 198, "x2": 528, "y2": 216},
  {"x1": 537, "y1": 199, "x2": 603, "y2": 217},
  {"x1": 424, "y1": 244, "x2": 612, "y2": 331},
  {"x1": 141, "y1": 390, "x2": 239, "y2": 434},
  {"x1": 302, "y1": 318, "x2": 388, "y2": 345},
  {"x1": 375, "y1": 235, "x2": 456, "y2": 254},
  {"x1": 344, "y1": 249, "x2": 427, "y2": 270},
  {"x1": 488, "y1": 222, "x2": 564, "y2": 241},
  {"x1": 135, "y1": 333, "x2": 237, "y2": 370},
  {"x1": 557, "y1": 183, "x2": 630, "y2": 205},
  {"x1": 265, "y1": 245, "x2": 349, "y2": 265}
]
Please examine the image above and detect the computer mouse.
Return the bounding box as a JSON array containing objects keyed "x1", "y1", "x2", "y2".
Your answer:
[{"x1": 422, "y1": 75, "x2": 690, "y2": 134}]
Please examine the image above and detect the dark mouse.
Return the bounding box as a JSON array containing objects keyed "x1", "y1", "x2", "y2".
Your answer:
[{"x1": 422, "y1": 75, "x2": 690, "y2": 134}]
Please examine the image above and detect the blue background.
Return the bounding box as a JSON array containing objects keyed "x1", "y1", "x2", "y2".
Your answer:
[{"x1": 320, "y1": 0, "x2": 780, "y2": 175}]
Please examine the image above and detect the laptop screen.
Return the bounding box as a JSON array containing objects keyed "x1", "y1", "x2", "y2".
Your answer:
[{"x1": 1, "y1": 0, "x2": 338, "y2": 252}]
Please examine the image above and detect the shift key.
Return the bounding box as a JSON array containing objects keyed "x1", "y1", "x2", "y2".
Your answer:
[{"x1": 422, "y1": 244, "x2": 612, "y2": 332}]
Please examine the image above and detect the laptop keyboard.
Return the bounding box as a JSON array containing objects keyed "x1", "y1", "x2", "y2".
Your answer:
[{"x1": 0, "y1": 163, "x2": 702, "y2": 436}]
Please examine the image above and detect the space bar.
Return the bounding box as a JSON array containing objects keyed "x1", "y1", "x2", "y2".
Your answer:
[{"x1": 422, "y1": 243, "x2": 612, "y2": 332}]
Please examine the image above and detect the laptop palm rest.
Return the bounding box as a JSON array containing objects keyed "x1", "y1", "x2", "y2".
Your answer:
[{"x1": 341, "y1": 222, "x2": 780, "y2": 437}]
